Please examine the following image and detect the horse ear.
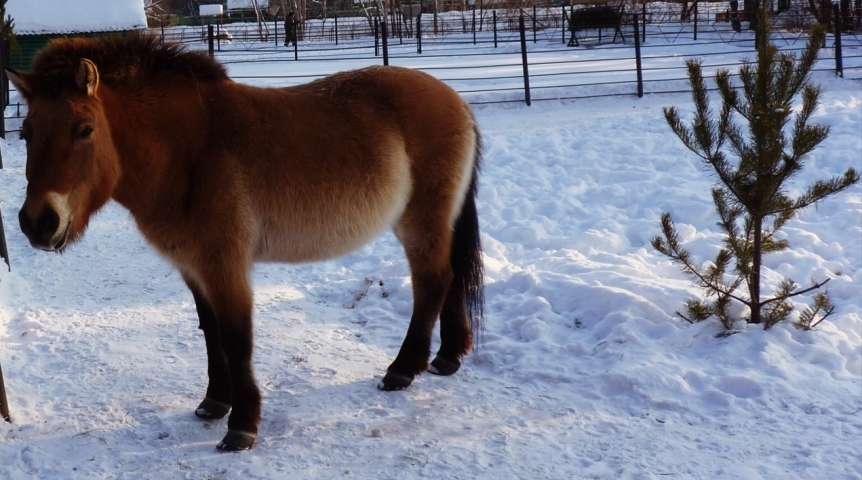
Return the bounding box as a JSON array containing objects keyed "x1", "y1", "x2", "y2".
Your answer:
[
  {"x1": 5, "y1": 68, "x2": 33, "y2": 101},
  {"x1": 76, "y1": 59, "x2": 100, "y2": 97}
]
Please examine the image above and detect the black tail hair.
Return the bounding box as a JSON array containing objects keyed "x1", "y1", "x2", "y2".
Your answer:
[{"x1": 449, "y1": 125, "x2": 485, "y2": 347}]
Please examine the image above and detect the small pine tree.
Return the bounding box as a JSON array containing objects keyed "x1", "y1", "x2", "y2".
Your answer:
[
  {"x1": 652, "y1": 10, "x2": 860, "y2": 330},
  {"x1": 0, "y1": 1, "x2": 15, "y2": 50}
]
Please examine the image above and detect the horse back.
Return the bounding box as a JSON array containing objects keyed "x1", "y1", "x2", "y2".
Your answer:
[{"x1": 205, "y1": 67, "x2": 477, "y2": 264}]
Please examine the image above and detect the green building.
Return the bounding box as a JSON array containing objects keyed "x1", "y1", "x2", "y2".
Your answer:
[{"x1": 6, "y1": 0, "x2": 147, "y2": 72}]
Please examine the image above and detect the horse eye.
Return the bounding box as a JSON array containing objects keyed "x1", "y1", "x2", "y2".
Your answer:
[{"x1": 79, "y1": 127, "x2": 94, "y2": 139}]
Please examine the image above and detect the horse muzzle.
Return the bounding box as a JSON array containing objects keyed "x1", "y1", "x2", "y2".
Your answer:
[{"x1": 19, "y1": 206, "x2": 71, "y2": 252}]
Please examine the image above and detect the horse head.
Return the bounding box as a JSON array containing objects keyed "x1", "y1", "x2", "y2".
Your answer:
[{"x1": 7, "y1": 59, "x2": 121, "y2": 252}]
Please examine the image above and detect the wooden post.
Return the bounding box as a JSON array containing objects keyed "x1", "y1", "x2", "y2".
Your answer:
[
  {"x1": 634, "y1": 14, "x2": 644, "y2": 98},
  {"x1": 1, "y1": 39, "x2": 8, "y2": 108},
  {"x1": 493, "y1": 10, "x2": 497, "y2": 48},
  {"x1": 375, "y1": 17, "x2": 379, "y2": 56},
  {"x1": 518, "y1": 16, "x2": 531, "y2": 106},
  {"x1": 382, "y1": 20, "x2": 389, "y2": 66},
  {"x1": 834, "y1": 3, "x2": 843, "y2": 77},
  {"x1": 473, "y1": 8, "x2": 476, "y2": 44},
  {"x1": 693, "y1": 0, "x2": 699, "y2": 41},
  {"x1": 207, "y1": 25, "x2": 214, "y2": 57},
  {"x1": 562, "y1": 7, "x2": 566, "y2": 44},
  {"x1": 0, "y1": 361, "x2": 10, "y2": 422},
  {"x1": 729, "y1": 0, "x2": 741, "y2": 32},
  {"x1": 417, "y1": 13, "x2": 422, "y2": 54}
]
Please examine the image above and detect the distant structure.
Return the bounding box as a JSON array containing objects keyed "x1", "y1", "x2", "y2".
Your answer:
[{"x1": 5, "y1": 0, "x2": 146, "y2": 71}]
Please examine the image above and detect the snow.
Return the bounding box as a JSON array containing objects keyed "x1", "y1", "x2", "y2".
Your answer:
[
  {"x1": 6, "y1": 0, "x2": 146, "y2": 35},
  {"x1": 227, "y1": 0, "x2": 262, "y2": 10},
  {"x1": 0, "y1": 22, "x2": 860, "y2": 480}
]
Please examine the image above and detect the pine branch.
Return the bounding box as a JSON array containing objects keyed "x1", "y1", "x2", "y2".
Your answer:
[
  {"x1": 663, "y1": 107, "x2": 706, "y2": 160},
  {"x1": 759, "y1": 277, "x2": 831, "y2": 307},
  {"x1": 796, "y1": 291, "x2": 836, "y2": 330},
  {"x1": 652, "y1": 213, "x2": 750, "y2": 306},
  {"x1": 687, "y1": 60, "x2": 719, "y2": 157},
  {"x1": 788, "y1": 169, "x2": 862, "y2": 213},
  {"x1": 788, "y1": 24, "x2": 826, "y2": 95}
]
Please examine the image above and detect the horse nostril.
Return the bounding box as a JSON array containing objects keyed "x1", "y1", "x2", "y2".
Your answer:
[
  {"x1": 36, "y1": 208, "x2": 61, "y2": 241},
  {"x1": 18, "y1": 208, "x2": 32, "y2": 238},
  {"x1": 19, "y1": 207, "x2": 61, "y2": 247}
]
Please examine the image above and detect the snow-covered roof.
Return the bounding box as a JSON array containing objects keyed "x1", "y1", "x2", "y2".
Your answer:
[
  {"x1": 227, "y1": 0, "x2": 256, "y2": 10},
  {"x1": 6, "y1": 0, "x2": 147, "y2": 35}
]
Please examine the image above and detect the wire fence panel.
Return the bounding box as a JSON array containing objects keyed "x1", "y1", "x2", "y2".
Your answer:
[{"x1": 3, "y1": 12, "x2": 861, "y2": 133}]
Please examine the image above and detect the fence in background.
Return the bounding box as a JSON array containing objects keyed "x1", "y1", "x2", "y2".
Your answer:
[
  {"x1": 201, "y1": 11, "x2": 860, "y2": 105},
  {"x1": 2, "y1": 13, "x2": 859, "y2": 127}
]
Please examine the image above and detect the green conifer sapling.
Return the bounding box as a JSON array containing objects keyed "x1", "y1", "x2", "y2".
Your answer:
[{"x1": 652, "y1": 9, "x2": 860, "y2": 330}]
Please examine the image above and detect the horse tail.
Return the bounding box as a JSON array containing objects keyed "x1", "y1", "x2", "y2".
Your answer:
[{"x1": 450, "y1": 124, "x2": 485, "y2": 347}]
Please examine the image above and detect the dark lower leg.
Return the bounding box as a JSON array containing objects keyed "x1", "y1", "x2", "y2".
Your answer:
[
  {"x1": 217, "y1": 315, "x2": 261, "y2": 451},
  {"x1": 430, "y1": 286, "x2": 472, "y2": 376},
  {"x1": 380, "y1": 272, "x2": 450, "y2": 390},
  {"x1": 189, "y1": 287, "x2": 232, "y2": 419}
]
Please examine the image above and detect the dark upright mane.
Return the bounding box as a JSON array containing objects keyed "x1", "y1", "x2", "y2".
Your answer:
[{"x1": 28, "y1": 31, "x2": 228, "y2": 96}]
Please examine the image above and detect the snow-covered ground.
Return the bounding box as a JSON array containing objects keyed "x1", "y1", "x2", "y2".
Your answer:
[{"x1": 0, "y1": 26, "x2": 860, "y2": 480}]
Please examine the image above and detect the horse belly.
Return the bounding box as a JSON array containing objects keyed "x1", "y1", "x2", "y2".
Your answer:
[{"x1": 253, "y1": 164, "x2": 411, "y2": 264}]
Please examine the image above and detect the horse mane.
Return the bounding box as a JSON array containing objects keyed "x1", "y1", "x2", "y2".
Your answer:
[{"x1": 27, "y1": 31, "x2": 228, "y2": 96}]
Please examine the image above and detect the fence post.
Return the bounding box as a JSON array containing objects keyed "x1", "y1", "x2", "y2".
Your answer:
[
  {"x1": 833, "y1": 3, "x2": 843, "y2": 77},
  {"x1": 294, "y1": 26, "x2": 298, "y2": 60},
  {"x1": 382, "y1": 21, "x2": 389, "y2": 66},
  {"x1": 0, "y1": 39, "x2": 6, "y2": 144},
  {"x1": 208, "y1": 25, "x2": 214, "y2": 57},
  {"x1": 335, "y1": 11, "x2": 339, "y2": 45},
  {"x1": 493, "y1": 10, "x2": 498, "y2": 48},
  {"x1": 634, "y1": 14, "x2": 644, "y2": 98},
  {"x1": 642, "y1": 0, "x2": 648, "y2": 43},
  {"x1": 3, "y1": 39, "x2": 9, "y2": 107},
  {"x1": 274, "y1": 15, "x2": 278, "y2": 47},
  {"x1": 473, "y1": 8, "x2": 477, "y2": 45},
  {"x1": 752, "y1": 0, "x2": 761, "y2": 49},
  {"x1": 375, "y1": 17, "x2": 380, "y2": 56},
  {"x1": 562, "y1": 7, "x2": 566, "y2": 44},
  {"x1": 0, "y1": 361, "x2": 10, "y2": 422},
  {"x1": 417, "y1": 13, "x2": 422, "y2": 54},
  {"x1": 0, "y1": 206, "x2": 7, "y2": 271},
  {"x1": 693, "y1": 1, "x2": 699, "y2": 41},
  {"x1": 519, "y1": 16, "x2": 531, "y2": 106}
]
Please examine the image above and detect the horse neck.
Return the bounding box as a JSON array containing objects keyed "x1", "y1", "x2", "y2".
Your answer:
[{"x1": 100, "y1": 82, "x2": 213, "y2": 217}]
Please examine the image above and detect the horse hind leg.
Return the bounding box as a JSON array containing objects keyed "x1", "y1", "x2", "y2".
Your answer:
[
  {"x1": 429, "y1": 286, "x2": 470, "y2": 376},
  {"x1": 431, "y1": 173, "x2": 484, "y2": 377},
  {"x1": 379, "y1": 220, "x2": 454, "y2": 391}
]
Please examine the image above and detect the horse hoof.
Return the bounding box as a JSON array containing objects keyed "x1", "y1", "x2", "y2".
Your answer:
[
  {"x1": 195, "y1": 398, "x2": 231, "y2": 420},
  {"x1": 216, "y1": 430, "x2": 256, "y2": 452},
  {"x1": 377, "y1": 372, "x2": 414, "y2": 391},
  {"x1": 429, "y1": 356, "x2": 461, "y2": 376}
]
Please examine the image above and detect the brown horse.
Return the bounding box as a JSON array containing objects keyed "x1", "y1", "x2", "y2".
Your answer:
[{"x1": 7, "y1": 33, "x2": 484, "y2": 451}]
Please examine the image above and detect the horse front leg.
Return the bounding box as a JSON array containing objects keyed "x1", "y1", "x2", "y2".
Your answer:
[
  {"x1": 185, "y1": 280, "x2": 232, "y2": 420},
  {"x1": 198, "y1": 267, "x2": 261, "y2": 451}
]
